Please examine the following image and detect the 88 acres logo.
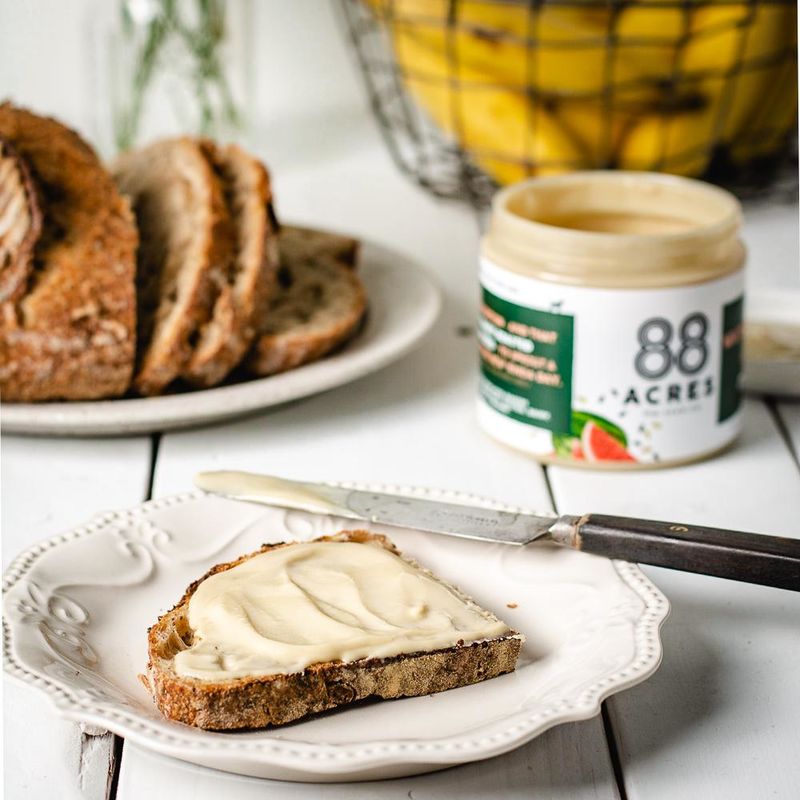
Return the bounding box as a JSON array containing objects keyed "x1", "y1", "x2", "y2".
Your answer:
[{"x1": 635, "y1": 314, "x2": 709, "y2": 380}]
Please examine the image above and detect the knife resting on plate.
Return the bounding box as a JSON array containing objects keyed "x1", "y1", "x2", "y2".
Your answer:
[{"x1": 194, "y1": 471, "x2": 800, "y2": 591}]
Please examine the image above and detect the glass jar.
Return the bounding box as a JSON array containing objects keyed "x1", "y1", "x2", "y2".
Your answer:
[
  {"x1": 478, "y1": 171, "x2": 745, "y2": 469},
  {"x1": 89, "y1": 0, "x2": 253, "y2": 156}
]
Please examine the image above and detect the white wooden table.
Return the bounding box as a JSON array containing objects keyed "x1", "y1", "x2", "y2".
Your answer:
[{"x1": 3, "y1": 2, "x2": 799, "y2": 798}]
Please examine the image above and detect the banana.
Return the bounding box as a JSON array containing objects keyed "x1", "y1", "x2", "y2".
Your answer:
[
  {"x1": 587, "y1": 0, "x2": 796, "y2": 166},
  {"x1": 391, "y1": 26, "x2": 585, "y2": 183},
  {"x1": 728, "y1": 59, "x2": 798, "y2": 163},
  {"x1": 615, "y1": 0, "x2": 685, "y2": 43},
  {"x1": 556, "y1": 102, "x2": 636, "y2": 167},
  {"x1": 682, "y1": 3, "x2": 797, "y2": 162},
  {"x1": 365, "y1": 0, "x2": 796, "y2": 181},
  {"x1": 619, "y1": 107, "x2": 716, "y2": 177},
  {"x1": 683, "y1": 3, "x2": 795, "y2": 74},
  {"x1": 614, "y1": 0, "x2": 686, "y2": 84},
  {"x1": 380, "y1": 0, "x2": 670, "y2": 100},
  {"x1": 382, "y1": 0, "x2": 674, "y2": 177},
  {"x1": 618, "y1": 45, "x2": 797, "y2": 177}
]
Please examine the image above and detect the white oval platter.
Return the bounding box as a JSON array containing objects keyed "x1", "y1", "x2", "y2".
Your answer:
[
  {"x1": 0, "y1": 240, "x2": 441, "y2": 436},
  {"x1": 3, "y1": 486, "x2": 669, "y2": 782}
]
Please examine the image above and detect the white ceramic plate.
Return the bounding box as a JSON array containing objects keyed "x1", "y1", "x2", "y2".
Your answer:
[
  {"x1": 3, "y1": 486, "x2": 669, "y2": 782},
  {"x1": 0, "y1": 240, "x2": 441, "y2": 436}
]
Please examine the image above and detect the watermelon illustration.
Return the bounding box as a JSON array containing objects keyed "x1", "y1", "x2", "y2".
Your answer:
[
  {"x1": 581, "y1": 421, "x2": 635, "y2": 462},
  {"x1": 552, "y1": 411, "x2": 635, "y2": 463}
]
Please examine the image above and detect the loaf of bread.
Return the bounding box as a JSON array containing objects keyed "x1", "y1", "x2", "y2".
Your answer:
[
  {"x1": 145, "y1": 530, "x2": 521, "y2": 730},
  {"x1": 0, "y1": 105, "x2": 367, "y2": 404},
  {"x1": 0, "y1": 103, "x2": 137, "y2": 401}
]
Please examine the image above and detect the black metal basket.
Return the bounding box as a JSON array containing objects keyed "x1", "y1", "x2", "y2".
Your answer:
[{"x1": 340, "y1": 0, "x2": 798, "y2": 205}]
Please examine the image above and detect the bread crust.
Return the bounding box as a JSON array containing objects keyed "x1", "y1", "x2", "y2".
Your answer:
[
  {"x1": 146, "y1": 531, "x2": 521, "y2": 730},
  {"x1": 183, "y1": 142, "x2": 278, "y2": 387},
  {"x1": 0, "y1": 104, "x2": 137, "y2": 401},
  {"x1": 245, "y1": 231, "x2": 367, "y2": 377}
]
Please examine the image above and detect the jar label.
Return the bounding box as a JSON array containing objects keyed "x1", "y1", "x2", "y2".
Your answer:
[{"x1": 478, "y1": 258, "x2": 744, "y2": 465}]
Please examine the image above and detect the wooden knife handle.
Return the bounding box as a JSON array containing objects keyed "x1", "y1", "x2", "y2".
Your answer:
[{"x1": 554, "y1": 514, "x2": 800, "y2": 591}]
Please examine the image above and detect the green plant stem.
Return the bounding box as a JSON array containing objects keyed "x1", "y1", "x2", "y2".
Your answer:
[{"x1": 114, "y1": 0, "x2": 242, "y2": 151}]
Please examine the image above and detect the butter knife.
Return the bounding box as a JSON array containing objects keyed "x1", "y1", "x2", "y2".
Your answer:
[{"x1": 194, "y1": 471, "x2": 800, "y2": 591}]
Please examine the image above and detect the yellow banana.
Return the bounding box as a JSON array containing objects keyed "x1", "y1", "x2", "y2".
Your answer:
[
  {"x1": 391, "y1": 26, "x2": 585, "y2": 183},
  {"x1": 556, "y1": 102, "x2": 636, "y2": 167},
  {"x1": 615, "y1": 0, "x2": 685, "y2": 43},
  {"x1": 576, "y1": 1, "x2": 797, "y2": 174},
  {"x1": 683, "y1": 3, "x2": 795, "y2": 73},
  {"x1": 679, "y1": 3, "x2": 797, "y2": 163},
  {"x1": 365, "y1": 0, "x2": 796, "y2": 179},
  {"x1": 619, "y1": 107, "x2": 716, "y2": 177},
  {"x1": 728, "y1": 59, "x2": 798, "y2": 163},
  {"x1": 614, "y1": 0, "x2": 686, "y2": 87},
  {"x1": 619, "y1": 51, "x2": 796, "y2": 176},
  {"x1": 376, "y1": 0, "x2": 671, "y2": 100}
]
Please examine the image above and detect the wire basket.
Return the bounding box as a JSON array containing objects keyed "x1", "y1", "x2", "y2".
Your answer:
[{"x1": 340, "y1": 0, "x2": 798, "y2": 205}]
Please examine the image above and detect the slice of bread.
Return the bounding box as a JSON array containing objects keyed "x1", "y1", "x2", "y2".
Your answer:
[
  {"x1": 113, "y1": 138, "x2": 234, "y2": 396},
  {"x1": 245, "y1": 228, "x2": 366, "y2": 377},
  {"x1": 0, "y1": 135, "x2": 42, "y2": 304},
  {"x1": 278, "y1": 224, "x2": 360, "y2": 269},
  {"x1": 182, "y1": 142, "x2": 278, "y2": 388},
  {"x1": 0, "y1": 104, "x2": 137, "y2": 401},
  {"x1": 146, "y1": 530, "x2": 521, "y2": 730}
]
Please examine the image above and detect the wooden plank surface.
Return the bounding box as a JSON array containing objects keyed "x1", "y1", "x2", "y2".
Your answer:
[
  {"x1": 118, "y1": 721, "x2": 620, "y2": 800},
  {"x1": 128, "y1": 126, "x2": 620, "y2": 800},
  {"x1": 544, "y1": 193, "x2": 800, "y2": 799},
  {"x1": 3, "y1": 436, "x2": 152, "y2": 800},
  {"x1": 116, "y1": 4, "x2": 621, "y2": 796},
  {"x1": 548, "y1": 398, "x2": 800, "y2": 800}
]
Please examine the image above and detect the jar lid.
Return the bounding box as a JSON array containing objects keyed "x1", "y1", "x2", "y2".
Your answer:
[{"x1": 486, "y1": 172, "x2": 744, "y2": 288}]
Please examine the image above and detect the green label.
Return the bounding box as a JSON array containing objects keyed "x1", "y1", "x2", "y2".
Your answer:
[
  {"x1": 479, "y1": 288, "x2": 574, "y2": 434},
  {"x1": 718, "y1": 295, "x2": 743, "y2": 423}
]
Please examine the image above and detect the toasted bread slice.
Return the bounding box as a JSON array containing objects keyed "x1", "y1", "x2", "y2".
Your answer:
[
  {"x1": 182, "y1": 142, "x2": 278, "y2": 388},
  {"x1": 0, "y1": 104, "x2": 137, "y2": 401},
  {"x1": 245, "y1": 228, "x2": 366, "y2": 376},
  {"x1": 0, "y1": 136, "x2": 42, "y2": 304},
  {"x1": 113, "y1": 138, "x2": 234, "y2": 396},
  {"x1": 146, "y1": 530, "x2": 521, "y2": 730}
]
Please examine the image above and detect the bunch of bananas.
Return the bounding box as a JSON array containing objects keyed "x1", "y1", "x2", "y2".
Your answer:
[{"x1": 366, "y1": 0, "x2": 797, "y2": 184}]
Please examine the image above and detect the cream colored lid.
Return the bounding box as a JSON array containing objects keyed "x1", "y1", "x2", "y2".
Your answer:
[
  {"x1": 173, "y1": 539, "x2": 512, "y2": 681},
  {"x1": 484, "y1": 172, "x2": 744, "y2": 288}
]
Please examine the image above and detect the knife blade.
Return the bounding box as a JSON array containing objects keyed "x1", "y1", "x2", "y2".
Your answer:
[
  {"x1": 193, "y1": 470, "x2": 800, "y2": 591},
  {"x1": 194, "y1": 470, "x2": 558, "y2": 545}
]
